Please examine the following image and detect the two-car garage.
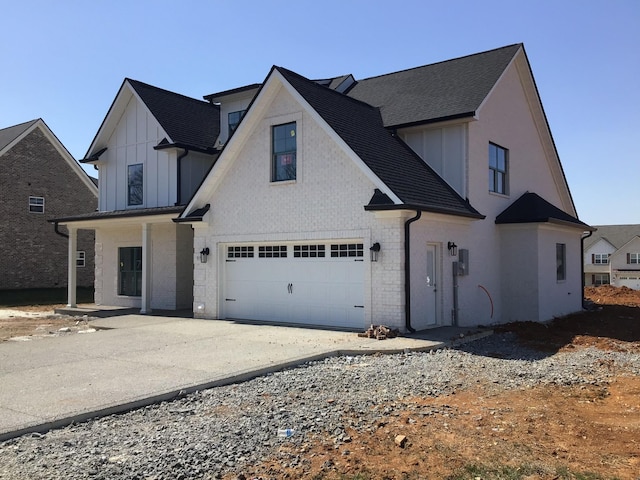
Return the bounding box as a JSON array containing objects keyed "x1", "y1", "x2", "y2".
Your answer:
[{"x1": 222, "y1": 242, "x2": 366, "y2": 329}]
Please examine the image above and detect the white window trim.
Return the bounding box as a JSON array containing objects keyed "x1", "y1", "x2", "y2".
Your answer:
[
  {"x1": 29, "y1": 196, "x2": 45, "y2": 214},
  {"x1": 76, "y1": 251, "x2": 86, "y2": 268}
]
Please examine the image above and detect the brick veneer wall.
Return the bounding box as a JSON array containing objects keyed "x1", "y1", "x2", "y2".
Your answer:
[{"x1": 0, "y1": 127, "x2": 97, "y2": 290}]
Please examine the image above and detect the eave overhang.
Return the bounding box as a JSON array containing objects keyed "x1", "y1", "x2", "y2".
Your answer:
[
  {"x1": 49, "y1": 206, "x2": 184, "y2": 228},
  {"x1": 364, "y1": 203, "x2": 485, "y2": 220},
  {"x1": 173, "y1": 204, "x2": 210, "y2": 223}
]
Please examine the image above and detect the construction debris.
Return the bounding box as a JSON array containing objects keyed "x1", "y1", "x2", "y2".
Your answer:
[{"x1": 358, "y1": 324, "x2": 399, "y2": 340}]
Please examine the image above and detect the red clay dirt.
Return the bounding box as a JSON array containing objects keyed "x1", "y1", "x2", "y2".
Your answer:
[{"x1": 226, "y1": 286, "x2": 640, "y2": 479}]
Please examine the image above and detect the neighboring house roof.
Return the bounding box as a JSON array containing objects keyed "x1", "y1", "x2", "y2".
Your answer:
[
  {"x1": 275, "y1": 66, "x2": 483, "y2": 218},
  {"x1": 0, "y1": 118, "x2": 98, "y2": 196},
  {"x1": 495, "y1": 192, "x2": 592, "y2": 230},
  {"x1": 127, "y1": 79, "x2": 220, "y2": 152},
  {"x1": 347, "y1": 44, "x2": 522, "y2": 128},
  {"x1": 584, "y1": 225, "x2": 640, "y2": 250},
  {"x1": 0, "y1": 119, "x2": 39, "y2": 153}
]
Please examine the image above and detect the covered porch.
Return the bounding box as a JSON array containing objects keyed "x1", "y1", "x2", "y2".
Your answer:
[{"x1": 50, "y1": 206, "x2": 193, "y2": 315}]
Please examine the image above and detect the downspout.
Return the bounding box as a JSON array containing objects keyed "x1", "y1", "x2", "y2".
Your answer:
[
  {"x1": 54, "y1": 222, "x2": 69, "y2": 239},
  {"x1": 581, "y1": 230, "x2": 593, "y2": 309},
  {"x1": 175, "y1": 148, "x2": 189, "y2": 206},
  {"x1": 404, "y1": 210, "x2": 422, "y2": 333}
]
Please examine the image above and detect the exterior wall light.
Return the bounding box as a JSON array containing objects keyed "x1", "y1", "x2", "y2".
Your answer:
[
  {"x1": 370, "y1": 242, "x2": 381, "y2": 262},
  {"x1": 199, "y1": 247, "x2": 210, "y2": 263},
  {"x1": 447, "y1": 241, "x2": 458, "y2": 257}
]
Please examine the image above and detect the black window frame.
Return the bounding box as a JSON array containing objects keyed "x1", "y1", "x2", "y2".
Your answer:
[
  {"x1": 271, "y1": 122, "x2": 297, "y2": 182},
  {"x1": 119, "y1": 246, "x2": 142, "y2": 296},
  {"x1": 127, "y1": 164, "x2": 143, "y2": 206},
  {"x1": 228, "y1": 110, "x2": 246, "y2": 137},
  {"x1": 556, "y1": 243, "x2": 566, "y2": 282},
  {"x1": 489, "y1": 142, "x2": 508, "y2": 195}
]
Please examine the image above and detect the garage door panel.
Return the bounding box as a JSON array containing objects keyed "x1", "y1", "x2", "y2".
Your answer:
[{"x1": 223, "y1": 243, "x2": 365, "y2": 328}]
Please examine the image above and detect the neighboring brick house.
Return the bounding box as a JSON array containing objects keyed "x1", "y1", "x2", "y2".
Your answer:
[
  {"x1": 584, "y1": 225, "x2": 640, "y2": 289},
  {"x1": 55, "y1": 44, "x2": 592, "y2": 330},
  {"x1": 0, "y1": 119, "x2": 98, "y2": 291}
]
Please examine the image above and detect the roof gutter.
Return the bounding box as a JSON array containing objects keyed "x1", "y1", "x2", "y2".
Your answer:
[
  {"x1": 53, "y1": 221, "x2": 69, "y2": 239},
  {"x1": 404, "y1": 210, "x2": 422, "y2": 333},
  {"x1": 175, "y1": 148, "x2": 189, "y2": 206},
  {"x1": 581, "y1": 229, "x2": 594, "y2": 309}
]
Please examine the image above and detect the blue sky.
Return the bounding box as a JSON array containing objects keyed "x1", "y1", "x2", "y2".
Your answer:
[{"x1": 1, "y1": 0, "x2": 638, "y2": 225}]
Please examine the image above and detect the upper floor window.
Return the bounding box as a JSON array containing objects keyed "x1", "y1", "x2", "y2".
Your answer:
[
  {"x1": 128, "y1": 164, "x2": 143, "y2": 206},
  {"x1": 271, "y1": 122, "x2": 296, "y2": 182},
  {"x1": 228, "y1": 110, "x2": 246, "y2": 137},
  {"x1": 628, "y1": 253, "x2": 640, "y2": 264},
  {"x1": 489, "y1": 143, "x2": 508, "y2": 195},
  {"x1": 592, "y1": 253, "x2": 610, "y2": 264},
  {"x1": 29, "y1": 196, "x2": 44, "y2": 213},
  {"x1": 556, "y1": 243, "x2": 566, "y2": 282}
]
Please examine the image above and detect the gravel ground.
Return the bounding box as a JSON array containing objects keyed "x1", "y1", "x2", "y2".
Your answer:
[{"x1": 1, "y1": 332, "x2": 639, "y2": 480}]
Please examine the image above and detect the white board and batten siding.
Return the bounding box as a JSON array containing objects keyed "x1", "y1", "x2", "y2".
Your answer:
[
  {"x1": 100, "y1": 95, "x2": 177, "y2": 211},
  {"x1": 222, "y1": 241, "x2": 365, "y2": 329}
]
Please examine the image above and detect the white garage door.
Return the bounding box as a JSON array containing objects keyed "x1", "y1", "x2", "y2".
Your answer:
[
  {"x1": 618, "y1": 275, "x2": 640, "y2": 290},
  {"x1": 223, "y1": 242, "x2": 365, "y2": 329}
]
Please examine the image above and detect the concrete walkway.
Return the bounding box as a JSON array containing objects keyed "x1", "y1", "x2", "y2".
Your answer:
[{"x1": 0, "y1": 314, "x2": 490, "y2": 441}]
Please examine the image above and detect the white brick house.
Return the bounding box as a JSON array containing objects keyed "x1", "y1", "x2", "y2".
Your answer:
[{"x1": 54, "y1": 44, "x2": 593, "y2": 330}]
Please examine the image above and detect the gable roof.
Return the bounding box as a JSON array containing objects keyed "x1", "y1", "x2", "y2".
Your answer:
[
  {"x1": 347, "y1": 44, "x2": 522, "y2": 128},
  {"x1": 276, "y1": 66, "x2": 483, "y2": 218},
  {"x1": 0, "y1": 119, "x2": 39, "y2": 154},
  {"x1": 127, "y1": 79, "x2": 220, "y2": 152},
  {"x1": 495, "y1": 192, "x2": 592, "y2": 230},
  {"x1": 1, "y1": 119, "x2": 98, "y2": 195},
  {"x1": 584, "y1": 224, "x2": 640, "y2": 250}
]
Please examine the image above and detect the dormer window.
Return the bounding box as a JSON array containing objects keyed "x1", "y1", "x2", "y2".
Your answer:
[
  {"x1": 228, "y1": 110, "x2": 246, "y2": 137},
  {"x1": 128, "y1": 164, "x2": 143, "y2": 206}
]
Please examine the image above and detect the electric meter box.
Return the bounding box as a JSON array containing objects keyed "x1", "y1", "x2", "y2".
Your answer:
[{"x1": 458, "y1": 249, "x2": 469, "y2": 276}]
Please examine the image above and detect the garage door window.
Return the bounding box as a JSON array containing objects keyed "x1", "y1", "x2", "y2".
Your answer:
[
  {"x1": 228, "y1": 246, "x2": 254, "y2": 258},
  {"x1": 258, "y1": 245, "x2": 287, "y2": 258},
  {"x1": 294, "y1": 245, "x2": 325, "y2": 258},
  {"x1": 331, "y1": 243, "x2": 364, "y2": 258}
]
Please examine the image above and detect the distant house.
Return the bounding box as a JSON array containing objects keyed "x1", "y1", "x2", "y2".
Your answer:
[
  {"x1": 54, "y1": 44, "x2": 593, "y2": 330},
  {"x1": 0, "y1": 119, "x2": 98, "y2": 292},
  {"x1": 584, "y1": 225, "x2": 640, "y2": 290}
]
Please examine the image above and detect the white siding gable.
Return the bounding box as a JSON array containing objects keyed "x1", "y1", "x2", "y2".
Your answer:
[
  {"x1": 98, "y1": 91, "x2": 177, "y2": 211},
  {"x1": 584, "y1": 238, "x2": 616, "y2": 265},
  {"x1": 400, "y1": 122, "x2": 467, "y2": 197}
]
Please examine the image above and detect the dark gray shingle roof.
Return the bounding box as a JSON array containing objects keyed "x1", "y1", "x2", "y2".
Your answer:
[
  {"x1": 276, "y1": 67, "x2": 482, "y2": 218},
  {"x1": 127, "y1": 79, "x2": 220, "y2": 152},
  {"x1": 0, "y1": 119, "x2": 38, "y2": 153},
  {"x1": 347, "y1": 44, "x2": 522, "y2": 128},
  {"x1": 495, "y1": 192, "x2": 591, "y2": 229}
]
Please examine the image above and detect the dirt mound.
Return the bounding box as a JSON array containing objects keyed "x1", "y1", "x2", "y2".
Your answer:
[{"x1": 585, "y1": 284, "x2": 640, "y2": 307}]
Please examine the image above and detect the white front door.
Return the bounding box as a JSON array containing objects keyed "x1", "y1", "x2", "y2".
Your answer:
[{"x1": 223, "y1": 242, "x2": 365, "y2": 329}]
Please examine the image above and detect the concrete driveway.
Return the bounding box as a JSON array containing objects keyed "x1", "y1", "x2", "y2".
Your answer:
[{"x1": 0, "y1": 313, "x2": 488, "y2": 441}]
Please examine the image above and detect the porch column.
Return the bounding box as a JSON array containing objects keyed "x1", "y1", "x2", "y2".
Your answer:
[
  {"x1": 140, "y1": 223, "x2": 152, "y2": 314},
  {"x1": 67, "y1": 226, "x2": 77, "y2": 308}
]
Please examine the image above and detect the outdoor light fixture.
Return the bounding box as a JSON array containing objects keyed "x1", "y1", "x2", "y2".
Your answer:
[
  {"x1": 370, "y1": 242, "x2": 381, "y2": 262},
  {"x1": 199, "y1": 247, "x2": 210, "y2": 263},
  {"x1": 447, "y1": 241, "x2": 458, "y2": 257}
]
